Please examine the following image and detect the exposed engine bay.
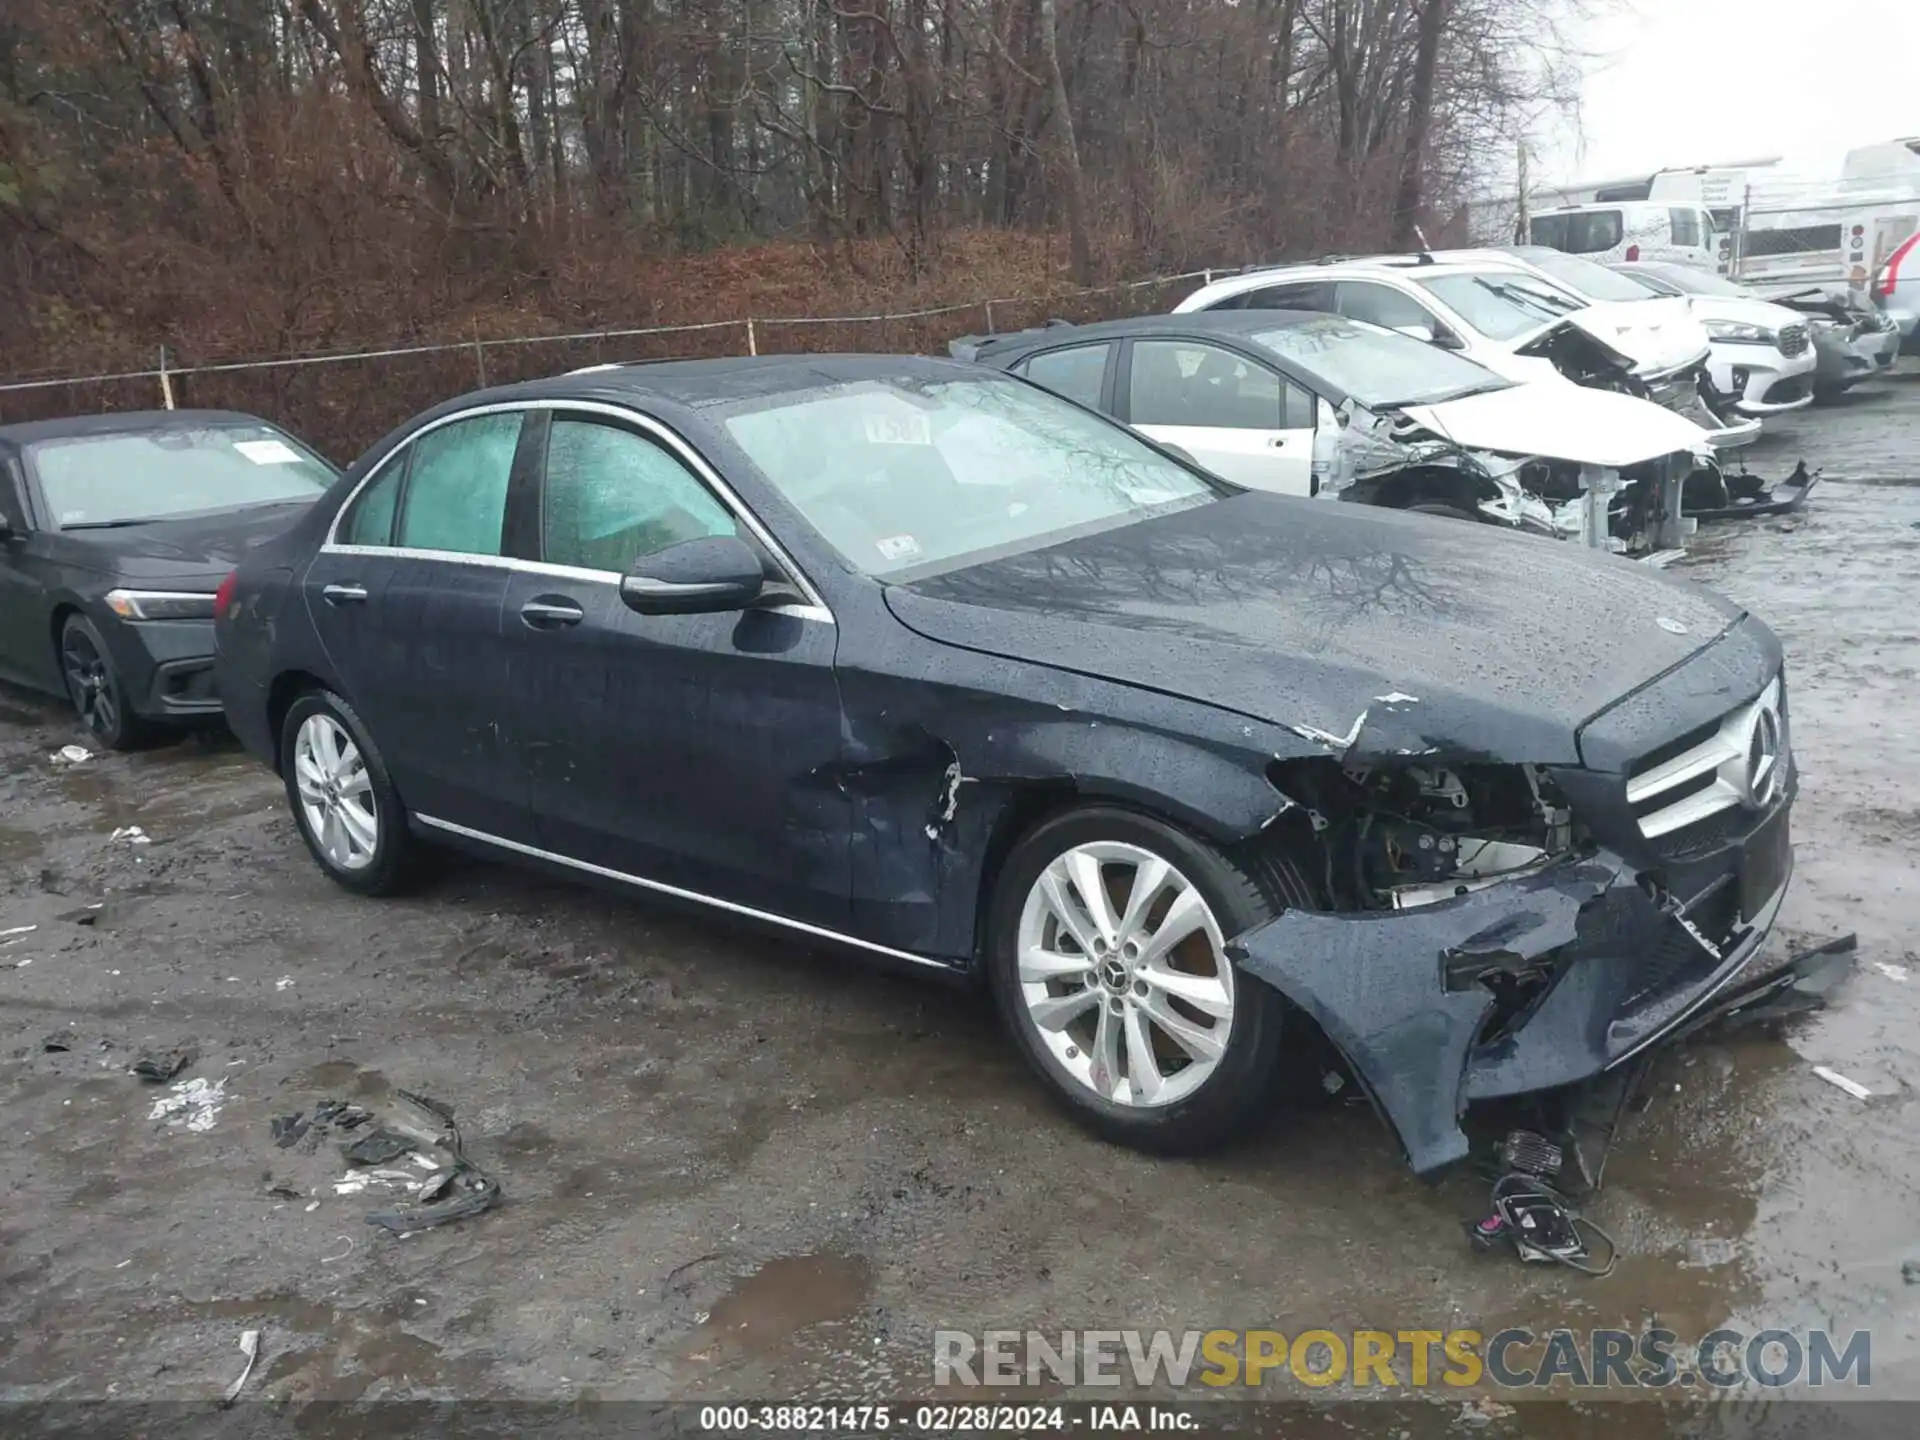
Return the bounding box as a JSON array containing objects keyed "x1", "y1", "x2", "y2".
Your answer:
[
  {"x1": 1321, "y1": 402, "x2": 1693, "y2": 555},
  {"x1": 1265, "y1": 758, "x2": 1579, "y2": 916},
  {"x1": 1335, "y1": 762, "x2": 1575, "y2": 911}
]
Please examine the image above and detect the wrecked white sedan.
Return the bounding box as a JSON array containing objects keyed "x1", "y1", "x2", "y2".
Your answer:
[{"x1": 955, "y1": 311, "x2": 1709, "y2": 556}]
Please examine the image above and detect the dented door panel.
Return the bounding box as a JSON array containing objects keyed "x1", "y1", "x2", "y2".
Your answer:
[{"x1": 506, "y1": 572, "x2": 853, "y2": 929}]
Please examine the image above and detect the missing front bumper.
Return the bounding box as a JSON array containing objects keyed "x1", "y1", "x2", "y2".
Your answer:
[{"x1": 1227, "y1": 842, "x2": 1797, "y2": 1176}]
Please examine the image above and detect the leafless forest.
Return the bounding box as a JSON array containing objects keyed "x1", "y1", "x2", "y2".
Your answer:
[{"x1": 0, "y1": 0, "x2": 1584, "y2": 451}]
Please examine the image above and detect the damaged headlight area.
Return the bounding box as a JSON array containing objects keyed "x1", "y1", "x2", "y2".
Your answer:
[
  {"x1": 1334, "y1": 761, "x2": 1577, "y2": 911},
  {"x1": 1325, "y1": 404, "x2": 1689, "y2": 555}
]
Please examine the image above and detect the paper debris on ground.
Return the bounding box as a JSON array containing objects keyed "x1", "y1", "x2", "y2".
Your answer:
[
  {"x1": 221, "y1": 1329, "x2": 261, "y2": 1407},
  {"x1": 150, "y1": 1077, "x2": 226, "y2": 1132},
  {"x1": 0, "y1": 924, "x2": 37, "y2": 939},
  {"x1": 110, "y1": 826, "x2": 151, "y2": 846},
  {"x1": 1872, "y1": 962, "x2": 1910, "y2": 983},
  {"x1": 1812, "y1": 1065, "x2": 1873, "y2": 1100},
  {"x1": 51, "y1": 745, "x2": 93, "y2": 766}
]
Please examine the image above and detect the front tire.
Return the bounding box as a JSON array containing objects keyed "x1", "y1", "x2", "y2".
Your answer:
[
  {"x1": 60, "y1": 613, "x2": 147, "y2": 751},
  {"x1": 986, "y1": 806, "x2": 1308, "y2": 1155},
  {"x1": 280, "y1": 689, "x2": 413, "y2": 895}
]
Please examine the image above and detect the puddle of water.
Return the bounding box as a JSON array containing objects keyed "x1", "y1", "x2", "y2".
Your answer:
[{"x1": 695, "y1": 1254, "x2": 874, "y2": 1356}]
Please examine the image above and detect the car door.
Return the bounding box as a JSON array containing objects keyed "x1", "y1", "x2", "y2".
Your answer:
[
  {"x1": 499, "y1": 406, "x2": 851, "y2": 928},
  {"x1": 1120, "y1": 338, "x2": 1316, "y2": 494},
  {"x1": 301, "y1": 407, "x2": 539, "y2": 841}
]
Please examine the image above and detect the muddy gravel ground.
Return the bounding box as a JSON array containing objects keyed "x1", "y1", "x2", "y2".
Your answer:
[{"x1": 3, "y1": 372, "x2": 1919, "y2": 1432}]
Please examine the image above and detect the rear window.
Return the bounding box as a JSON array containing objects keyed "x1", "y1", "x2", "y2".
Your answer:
[
  {"x1": 26, "y1": 422, "x2": 335, "y2": 530},
  {"x1": 1529, "y1": 210, "x2": 1624, "y2": 254},
  {"x1": 1669, "y1": 208, "x2": 1703, "y2": 247}
]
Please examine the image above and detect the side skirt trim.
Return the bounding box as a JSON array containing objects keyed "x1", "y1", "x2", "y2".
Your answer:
[{"x1": 412, "y1": 813, "x2": 957, "y2": 974}]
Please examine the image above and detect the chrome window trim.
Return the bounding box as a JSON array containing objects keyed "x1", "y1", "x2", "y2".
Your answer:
[
  {"x1": 320, "y1": 397, "x2": 833, "y2": 616},
  {"x1": 413, "y1": 814, "x2": 949, "y2": 972}
]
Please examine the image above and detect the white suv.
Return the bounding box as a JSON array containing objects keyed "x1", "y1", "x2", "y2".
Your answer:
[{"x1": 1173, "y1": 258, "x2": 1746, "y2": 442}]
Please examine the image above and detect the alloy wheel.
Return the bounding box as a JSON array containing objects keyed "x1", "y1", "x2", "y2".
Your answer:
[
  {"x1": 1014, "y1": 841, "x2": 1235, "y2": 1108},
  {"x1": 61, "y1": 628, "x2": 117, "y2": 739},
  {"x1": 292, "y1": 712, "x2": 379, "y2": 871}
]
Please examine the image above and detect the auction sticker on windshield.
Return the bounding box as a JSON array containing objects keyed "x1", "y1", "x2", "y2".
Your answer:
[
  {"x1": 232, "y1": 439, "x2": 303, "y2": 464},
  {"x1": 864, "y1": 412, "x2": 932, "y2": 445}
]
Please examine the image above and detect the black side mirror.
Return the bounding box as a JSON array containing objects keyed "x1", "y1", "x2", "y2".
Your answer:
[
  {"x1": 619, "y1": 534, "x2": 766, "y2": 616},
  {"x1": 1431, "y1": 329, "x2": 1466, "y2": 351}
]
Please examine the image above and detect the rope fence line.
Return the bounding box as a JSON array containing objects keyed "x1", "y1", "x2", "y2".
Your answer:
[{"x1": 0, "y1": 267, "x2": 1219, "y2": 400}]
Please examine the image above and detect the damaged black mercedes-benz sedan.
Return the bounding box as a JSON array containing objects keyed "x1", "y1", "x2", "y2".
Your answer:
[{"x1": 213, "y1": 355, "x2": 1795, "y2": 1174}]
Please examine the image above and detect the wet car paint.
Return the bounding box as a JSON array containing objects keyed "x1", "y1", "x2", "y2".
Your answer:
[
  {"x1": 218, "y1": 356, "x2": 1798, "y2": 1181},
  {"x1": 2, "y1": 378, "x2": 1917, "y2": 1412}
]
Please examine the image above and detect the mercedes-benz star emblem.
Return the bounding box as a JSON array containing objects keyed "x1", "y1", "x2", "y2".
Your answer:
[
  {"x1": 1745, "y1": 703, "x2": 1782, "y2": 807},
  {"x1": 1656, "y1": 616, "x2": 1689, "y2": 635}
]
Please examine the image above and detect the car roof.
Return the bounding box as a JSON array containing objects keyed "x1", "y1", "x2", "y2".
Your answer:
[
  {"x1": 965, "y1": 309, "x2": 1329, "y2": 357},
  {"x1": 1200, "y1": 257, "x2": 1532, "y2": 291},
  {"x1": 0, "y1": 408, "x2": 277, "y2": 447},
  {"x1": 421, "y1": 353, "x2": 989, "y2": 417}
]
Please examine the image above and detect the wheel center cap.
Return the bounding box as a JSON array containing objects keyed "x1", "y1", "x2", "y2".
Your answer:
[{"x1": 1099, "y1": 958, "x2": 1130, "y2": 992}]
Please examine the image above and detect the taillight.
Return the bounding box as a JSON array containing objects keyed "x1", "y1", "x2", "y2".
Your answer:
[
  {"x1": 1874, "y1": 233, "x2": 1920, "y2": 298},
  {"x1": 213, "y1": 570, "x2": 239, "y2": 620},
  {"x1": 1625, "y1": 243, "x2": 1641, "y2": 261}
]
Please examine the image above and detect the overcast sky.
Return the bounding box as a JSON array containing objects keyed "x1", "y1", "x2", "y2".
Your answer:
[{"x1": 1533, "y1": 0, "x2": 1917, "y2": 187}]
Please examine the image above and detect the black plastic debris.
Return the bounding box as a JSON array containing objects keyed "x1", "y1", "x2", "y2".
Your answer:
[
  {"x1": 41, "y1": 1030, "x2": 77, "y2": 1053},
  {"x1": 361, "y1": 1089, "x2": 501, "y2": 1236},
  {"x1": 1903, "y1": 1259, "x2": 1920, "y2": 1286},
  {"x1": 265, "y1": 1183, "x2": 301, "y2": 1201},
  {"x1": 340, "y1": 1128, "x2": 414, "y2": 1166},
  {"x1": 270, "y1": 1113, "x2": 310, "y2": 1149},
  {"x1": 131, "y1": 1047, "x2": 195, "y2": 1082}
]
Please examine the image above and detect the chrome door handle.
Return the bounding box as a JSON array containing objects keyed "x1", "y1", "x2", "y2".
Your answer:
[
  {"x1": 321, "y1": 584, "x2": 368, "y2": 605},
  {"x1": 520, "y1": 598, "x2": 585, "y2": 627}
]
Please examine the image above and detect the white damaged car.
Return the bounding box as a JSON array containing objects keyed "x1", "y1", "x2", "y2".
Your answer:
[
  {"x1": 953, "y1": 311, "x2": 1710, "y2": 556},
  {"x1": 1172, "y1": 254, "x2": 1762, "y2": 451}
]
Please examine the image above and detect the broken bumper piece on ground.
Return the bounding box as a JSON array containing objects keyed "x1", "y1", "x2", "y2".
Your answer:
[
  {"x1": 1227, "y1": 842, "x2": 1832, "y2": 1176},
  {"x1": 1686, "y1": 461, "x2": 1822, "y2": 522}
]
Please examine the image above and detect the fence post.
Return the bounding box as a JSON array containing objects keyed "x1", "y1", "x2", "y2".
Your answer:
[
  {"x1": 745, "y1": 318, "x2": 758, "y2": 356},
  {"x1": 983, "y1": 300, "x2": 996, "y2": 335},
  {"x1": 471, "y1": 321, "x2": 488, "y2": 387},
  {"x1": 1203, "y1": 269, "x2": 1213, "y2": 286},
  {"x1": 157, "y1": 346, "x2": 176, "y2": 409}
]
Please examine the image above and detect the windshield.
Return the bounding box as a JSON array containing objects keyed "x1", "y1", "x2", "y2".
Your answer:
[
  {"x1": 1250, "y1": 316, "x2": 1510, "y2": 408},
  {"x1": 1505, "y1": 248, "x2": 1660, "y2": 302},
  {"x1": 1415, "y1": 274, "x2": 1586, "y2": 341},
  {"x1": 28, "y1": 423, "x2": 335, "y2": 529},
  {"x1": 722, "y1": 376, "x2": 1221, "y2": 578}
]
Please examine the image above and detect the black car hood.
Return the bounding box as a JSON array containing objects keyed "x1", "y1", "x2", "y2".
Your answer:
[
  {"x1": 60, "y1": 502, "x2": 314, "y2": 585},
  {"x1": 883, "y1": 494, "x2": 1743, "y2": 765}
]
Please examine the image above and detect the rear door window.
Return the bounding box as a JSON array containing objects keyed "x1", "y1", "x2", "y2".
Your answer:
[
  {"x1": 1016, "y1": 344, "x2": 1111, "y2": 409},
  {"x1": 395, "y1": 412, "x2": 523, "y2": 556},
  {"x1": 1532, "y1": 211, "x2": 1623, "y2": 253},
  {"x1": 1669, "y1": 208, "x2": 1703, "y2": 247},
  {"x1": 338, "y1": 453, "x2": 405, "y2": 547},
  {"x1": 540, "y1": 417, "x2": 737, "y2": 573}
]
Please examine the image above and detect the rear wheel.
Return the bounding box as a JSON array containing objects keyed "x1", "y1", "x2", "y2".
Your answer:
[
  {"x1": 60, "y1": 613, "x2": 147, "y2": 751},
  {"x1": 280, "y1": 689, "x2": 414, "y2": 895},
  {"x1": 987, "y1": 806, "x2": 1311, "y2": 1154}
]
